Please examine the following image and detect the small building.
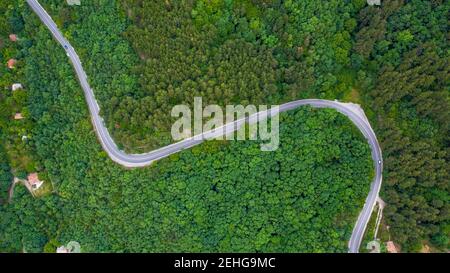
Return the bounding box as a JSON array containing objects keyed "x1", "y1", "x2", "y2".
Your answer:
[
  {"x1": 57, "y1": 241, "x2": 81, "y2": 253},
  {"x1": 367, "y1": 0, "x2": 381, "y2": 6},
  {"x1": 67, "y1": 0, "x2": 81, "y2": 6},
  {"x1": 386, "y1": 241, "x2": 398, "y2": 253},
  {"x1": 9, "y1": 34, "x2": 18, "y2": 42},
  {"x1": 366, "y1": 240, "x2": 381, "y2": 253},
  {"x1": 7, "y1": 59, "x2": 17, "y2": 69},
  {"x1": 56, "y1": 246, "x2": 71, "y2": 253},
  {"x1": 14, "y1": 113, "x2": 24, "y2": 120},
  {"x1": 27, "y1": 173, "x2": 44, "y2": 190},
  {"x1": 12, "y1": 83, "x2": 23, "y2": 91}
]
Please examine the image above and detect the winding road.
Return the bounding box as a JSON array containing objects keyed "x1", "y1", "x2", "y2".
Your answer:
[{"x1": 26, "y1": 0, "x2": 383, "y2": 253}]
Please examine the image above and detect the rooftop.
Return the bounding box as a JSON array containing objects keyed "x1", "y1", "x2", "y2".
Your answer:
[
  {"x1": 386, "y1": 241, "x2": 398, "y2": 253},
  {"x1": 56, "y1": 246, "x2": 70, "y2": 253},
  {"x1": 12, "y1": 83, "x2": 23, "y2": 91},
  {"x1": 67, "y1": 0, "x2": 81, "y2": 6},
  {"x1": 14, "y1": 113, "x2": 24, "y2": 120},
  {"x1": 367, "y1": 0, "x2": 381, "y2": 6},
  {"x1": 9, "y1": 34, "x2": 18, "y2": 42},
  {"x1": 27, "y1": 173, "x2": 44, "y2": 190},
  {"x1": 7, "y1": 59, "x2": 17, "y2": 69},
  {"x1": 28, "y1": 173, "x2": 41, "y2": 185}
]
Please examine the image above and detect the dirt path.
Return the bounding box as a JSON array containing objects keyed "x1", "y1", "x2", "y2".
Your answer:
[
  {"x1": 7, "y1": 178, "x2": 18, "y2": 203},
  {"x1": 7, "y1": 177, "x2": 33, "y2": 203}
]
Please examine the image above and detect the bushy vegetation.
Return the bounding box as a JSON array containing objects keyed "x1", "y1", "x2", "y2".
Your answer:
[
  {"x1": 353, "y1": 0, "x2": 449, "y2": 251},
  {"x1": 0, "y1": 1, "x2": 44, "y2": 203},
  {"x1": 0, "y1": 14, "x2": 374, "y2": 250},
  {"x1": 0, "y1": 0, "x2": 448, "y2": 252}
]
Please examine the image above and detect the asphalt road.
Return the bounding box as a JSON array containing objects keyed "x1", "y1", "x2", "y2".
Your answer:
[{"x1": 27, "y1": 0, "x2": 383, "y2": 253}]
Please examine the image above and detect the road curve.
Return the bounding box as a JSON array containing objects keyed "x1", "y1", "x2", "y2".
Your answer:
[{"x1": 26, "y1": 0, "x2": 383, "y2": 253}]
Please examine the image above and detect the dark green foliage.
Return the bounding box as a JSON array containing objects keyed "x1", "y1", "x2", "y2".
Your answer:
[
  {"x1": 0, "y1": 0, "x2": 448, "y2": 253},
  {"x1": 43, "y1": 238, "x2": 61, "y2": 253},
  {"x1": 352, "y1": 0, "x2": 449, "y2": 251},
  {"x1": 0, "y1": 7, "x2": 373, "y2": 251},
  {"x1": 35, "y1": 0, "x2": 370, "y2": 152},
  {"x1": 0, "y1": 144, "x2": 12, "y2": 203}
]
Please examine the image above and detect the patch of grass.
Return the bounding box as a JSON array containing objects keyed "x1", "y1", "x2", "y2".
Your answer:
[
  {"x1": 343, "y1": 88, "x2": 361, "y2": 104},
  {"x1": 33, "y1": 178, "x2": 54, "y2": 198},
  {"x1": 359, "y1": 204, "x2": 378, "y2": 253}
]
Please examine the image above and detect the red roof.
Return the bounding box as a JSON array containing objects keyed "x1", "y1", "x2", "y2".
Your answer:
[
  {"x1": 14, "y1": 113, "x2": 24, "y2": 120},
  {"x1": 27, "y1": 173, "x2": 41, "y2": 185},
  {"x1": 386, "y1": 241, "x2": 398, "y2": 253},
  {"x1": 7, "y1": 59, "x2": 17, "y2": 69},
  {"x1": 9, "y1": 34, "x2": 18, "y2": 42}
]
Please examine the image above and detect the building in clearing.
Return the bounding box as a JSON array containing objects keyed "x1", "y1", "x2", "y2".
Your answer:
[
  {"x1": 9, "y1": 34, "x2": 18, "y2": 42},
  {"x1": 27, "y1": 173, "x2": 44, "y2": 190},
  {"x1": 367, "y1": 0, "x2": 381, "y2": 6},
  {"x1": 14, "y1": 113, "x2": 24, "y2": 120},
  {"x1": 67, "y1": 0, "x2": 81, "y2": 6},
  {"x1": 7, "y1": 59, "x2": 17, "y2": 69},
  {"x1": 56, "y1": 246, "x2": 70, "y2": 253},
  {"x1": 386, "y1": 241, "x2": 398, "y2": 253},
  {"x1": 12, "y1": 83, "x2": 23, "y2": 91},
  {"x1": 56, "y1": 241, "x2": 81, "y2": 253}
]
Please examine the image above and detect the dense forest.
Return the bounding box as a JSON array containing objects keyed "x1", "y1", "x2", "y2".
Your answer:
[
  {"x1": 0, "y1": 1, "x2": 44, "y2": 204},
  {"x1": 0, "y1": 0, "x2": 448, "y2": 252},
  {"x1": 0, "y1": 12, "x2": 374, "y2": 250},
  {"x1": 356, "y1": 2, "x2": 449, "y2": 251}
]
